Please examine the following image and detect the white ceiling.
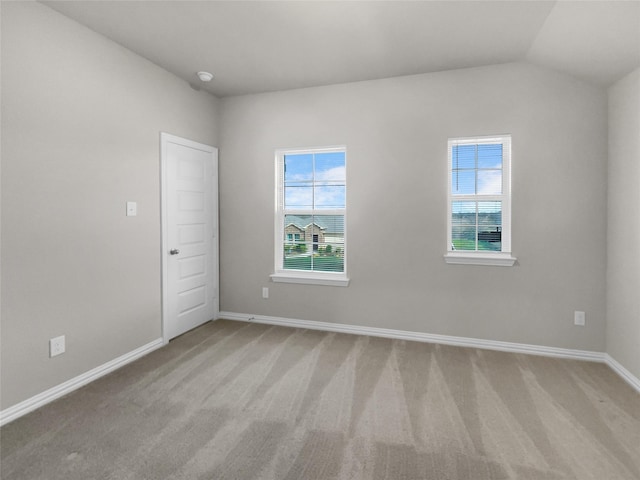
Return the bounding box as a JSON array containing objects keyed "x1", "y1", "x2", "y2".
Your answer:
[{"x1": 42, "y1": 0, "x2": 640, "y2": 98}]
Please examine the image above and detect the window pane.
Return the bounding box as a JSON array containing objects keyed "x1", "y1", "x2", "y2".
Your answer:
[
  {"x1": 452, "y1": 201, "x2": 476, "y2": 225},
  {"x1": 452, "y1": 226, "x2": 476, "y2": 251},
  {"x1": 452, "y1": 170, "x2": 475, "y2": 195},
  {"x1": 477, "y1": 144, "x2": 502, "y2": 169},
  {"x1": 315, "y1": 152, "x2": 346, "y2": 181},
  {"x1": 477, "y1": 169, "x2": 502, "y2": 195},
  {"x1": 284, "y1": 215, "x2": 310, "y2": 241},
  {"x1": 314, "y1": 237, "x2": 345, "y2": 273},
  {"x1": 312, "y1": 215, "x2": 344, "y2": 272},
  {"x1": 315, "y1": 184, "x2": 345, "y2": 209},
  {"x1": 284, "y1": 185, "x2": 313, "y2": 209},
  {"x1": 478, "y1": 234, "x2": 501, "y2": 251},
  {"x1": 284, "y1": 154, "x2": 313, "y2": 182},
  {"x1": 478, "y1": 202, "x2": 502, "y2": 226},
  {"x1": 477, "y1": 202, "x2": 501, "y2": 251},
  {"x1": 312, "y1": 254, "x2": 344, "y2": 272},
  {"x1": 283, "y1": 255, "x2": 310, "y2": 270},
  {"x1": 283, "y1": 215, "x2": 310, "y2": 268},
  {"x1": 314, "y1": 214, "x2": 343, "y2": 237},
  {"x1": 452, "y1": 144, "x2": 475, "y2": 169},
  {"x1": 283, "y1": 214, "x2": 344, "y2": 273}
]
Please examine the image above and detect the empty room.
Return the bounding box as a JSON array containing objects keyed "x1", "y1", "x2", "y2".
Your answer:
[{"x1": 1, "y1": 1, "x2": 639, "y2": 479}]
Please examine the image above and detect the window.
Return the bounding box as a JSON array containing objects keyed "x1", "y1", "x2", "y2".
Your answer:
[
  {"x1": 445, "y1": 135, "x2": 516, "y2": 266},
  {"x1": 271, "y1": 146, "x2": 349, "y2": 286}
]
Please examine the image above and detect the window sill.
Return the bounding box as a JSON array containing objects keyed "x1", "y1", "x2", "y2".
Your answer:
[
  {"x1": 270, "y1": 272, "x2": 350, "y2": 287},
  {"x1": 444, "y1": 252, "x2": 517, "y2": 267}
]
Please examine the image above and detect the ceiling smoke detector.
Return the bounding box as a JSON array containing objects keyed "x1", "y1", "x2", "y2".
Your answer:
[{"x1": 197, "y1": 71, "x2": 213, "y2": 82}]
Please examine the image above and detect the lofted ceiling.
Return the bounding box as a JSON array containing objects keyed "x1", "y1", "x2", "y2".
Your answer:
[{"x1": 41, "y1": 0, "x2": 640, "y2": 98}]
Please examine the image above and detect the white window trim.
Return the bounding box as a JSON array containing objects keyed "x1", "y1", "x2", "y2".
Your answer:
[
  {"x1": 444, "y1": 251, "x2": 517, "y2": 267},
  {"x1": 270, "y1": 271, "x2": 350, "y2": 286},
  {"x1": 444, "y1": 135, "x2": 516, "y2": 267},
  {"x1": 272, "y1": 146, "x2": 350, "y2": 287}
]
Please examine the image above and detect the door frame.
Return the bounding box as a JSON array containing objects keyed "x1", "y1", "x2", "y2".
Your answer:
[{"x1": 160, "y1": 132, "x2": 219, "y2": 345}]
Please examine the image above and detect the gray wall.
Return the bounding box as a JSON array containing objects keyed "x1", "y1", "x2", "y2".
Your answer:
[
  {"x1": 606, "y1": 68, "x2": 640, "y2": 380},
  {"x1": 0, "y1": 2, "x2": 219, "y2": 409},
  {"x1": 219, "y1": 62, "x2": 608, "y2": 352}
]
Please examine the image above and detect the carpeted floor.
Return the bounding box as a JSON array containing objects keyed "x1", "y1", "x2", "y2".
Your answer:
[{"x1": 1, "y1": 319, "x2": 639, "y2": 479}]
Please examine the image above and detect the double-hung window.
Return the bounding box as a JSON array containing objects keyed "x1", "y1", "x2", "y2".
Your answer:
[
  {"x1": 445, "y1": 135, "x2": 516, "y2": 266},
  {"x1": 271, "y1": 146, "x2": 349, "y2": 286}
]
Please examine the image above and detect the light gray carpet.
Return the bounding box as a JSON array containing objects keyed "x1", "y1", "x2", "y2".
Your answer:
[{"x1": 2, "y1": 320, "x2": 639, "y2": 479}]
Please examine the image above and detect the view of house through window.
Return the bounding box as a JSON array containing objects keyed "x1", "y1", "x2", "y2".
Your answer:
[
  {"x1": 448, "y1": 136, "x2": 511, "y2": 254},
  {"x1": 276, "y1": 148, "x2": 346, "y2": 275},
  {"x1": 283, "y1": 214, "x2": 344, "y2": 272}
]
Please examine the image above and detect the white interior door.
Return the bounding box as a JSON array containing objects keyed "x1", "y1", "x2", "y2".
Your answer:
[{"x1": 161, "y1": 133, "x2": 218, "y2": 342}]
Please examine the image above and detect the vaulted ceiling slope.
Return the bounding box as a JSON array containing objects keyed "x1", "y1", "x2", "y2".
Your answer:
[{"x1": 41, "y1": 1, "x2": 640, "y2": 97}]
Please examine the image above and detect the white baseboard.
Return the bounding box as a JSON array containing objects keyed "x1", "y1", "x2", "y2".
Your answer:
[
  {"x1": 605, "y1": 354, "x2": 640, "y2": 393},
  {"x1": 0, "y1": 338, "x2": 164, "y2": 427},
  {"x1": 219, "y1": 311, "x2": 605, "y2": 361},
  {"x1": 221, "y1": 311, "x2": 640, "y2": 393}
]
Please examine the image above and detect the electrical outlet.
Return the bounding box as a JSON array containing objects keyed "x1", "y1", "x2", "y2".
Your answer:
[
  {"x1": 50, "y1": 335, "x2": 66, "y2": 357},
  {"x1": 126, "y1": 201, "x2": 137, "y2": 216},
  {"x1": 262, "y1": 287, "x2": 269, "y2": 299},
  {"x1": 574, "y1": 311, "x2": 586, "y2": 326}
]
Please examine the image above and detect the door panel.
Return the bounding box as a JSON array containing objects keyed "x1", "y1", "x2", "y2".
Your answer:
[{"x1": 162, "y1": 133, "x2": 218, "y2": 341}]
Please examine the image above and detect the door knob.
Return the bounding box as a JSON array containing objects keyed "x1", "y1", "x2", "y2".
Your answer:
[{"x1": 170, "y1": 249, "x2": 180, "y2": 255}]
